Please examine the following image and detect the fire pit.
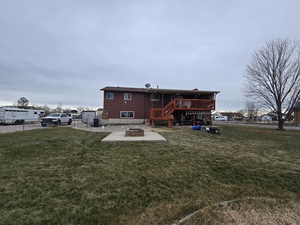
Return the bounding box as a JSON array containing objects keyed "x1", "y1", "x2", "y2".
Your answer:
[{"x1": 125, "y1": 128, "x2": 144, "y2": 137}]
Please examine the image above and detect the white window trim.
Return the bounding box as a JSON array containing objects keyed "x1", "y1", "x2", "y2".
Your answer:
[
  {"x1": 120, "y1": 111, "x2": 135, "y2": 119},
  {"x1": 123, "y1": 93, "x2": 132, "y2": 101}
]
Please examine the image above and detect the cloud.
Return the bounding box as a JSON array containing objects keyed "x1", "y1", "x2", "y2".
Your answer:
[{"x1": 1, "y1": 0, "x2": 300, "y2": 110}]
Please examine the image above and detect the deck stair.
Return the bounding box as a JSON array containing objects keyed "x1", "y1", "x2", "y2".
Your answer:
[{"x1": 150, "y1": 98, "x2": 215, "y2": 128}]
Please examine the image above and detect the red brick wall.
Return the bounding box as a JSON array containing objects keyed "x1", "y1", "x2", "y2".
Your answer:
[
  {"x1": 103, "y1": 91, "x2": 151, "y2": 119},
  {"x1": 103, "y1": 91, "x2": 216, "y2": 120}
]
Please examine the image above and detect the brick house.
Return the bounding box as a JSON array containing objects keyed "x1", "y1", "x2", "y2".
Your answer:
[{"x1": 101, "y1": 86, "x2": 219, "y2": 127}]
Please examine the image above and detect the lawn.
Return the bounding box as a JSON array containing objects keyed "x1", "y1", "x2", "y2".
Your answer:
[{"x1": 0, "y1": 126, "x2": 300, "y2": 225}]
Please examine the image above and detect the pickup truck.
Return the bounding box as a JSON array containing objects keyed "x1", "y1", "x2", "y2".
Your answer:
[{"x1": 41, "y1": 113, "x2": 72, "y2": 127}]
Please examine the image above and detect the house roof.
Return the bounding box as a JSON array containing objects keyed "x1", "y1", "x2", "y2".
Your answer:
[{"x1": 101, "y1": 86, "x2": 220, "y2": 95}]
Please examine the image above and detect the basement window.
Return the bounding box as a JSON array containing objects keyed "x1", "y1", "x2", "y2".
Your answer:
[{"x1": 120, "y1": 111, "x2": 134, "y2": 118}]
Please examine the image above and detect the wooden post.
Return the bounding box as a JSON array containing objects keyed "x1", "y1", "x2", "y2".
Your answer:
[{"x1": 168, "y1": 114, "x2": 174, "y2": 128}]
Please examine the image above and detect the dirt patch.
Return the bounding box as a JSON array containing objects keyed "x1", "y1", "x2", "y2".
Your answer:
[
  {"x1": 151, "y1": 128, "x2": 176, "y2": 133},
  {"x1": 186, "y1": 198, "x2": 300, "y2": 225}
]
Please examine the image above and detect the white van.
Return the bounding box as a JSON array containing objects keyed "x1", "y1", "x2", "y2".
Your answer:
[{"x1": 0, "y1": 107, "x2": 45, "y2": 124}]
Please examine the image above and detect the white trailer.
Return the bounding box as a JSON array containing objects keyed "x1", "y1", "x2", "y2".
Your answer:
[{"x1": 0, "y1": 107, "x2": 45, "y2": 124}]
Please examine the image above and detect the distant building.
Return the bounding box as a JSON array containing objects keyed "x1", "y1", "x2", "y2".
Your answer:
[
  {"x1": 213, "y1": 114, "x2": 228, "y2": 121},
  {"x1": 218, "y1": 112, "x2": 244, "y2": 121},
  {"x1": 260, "y1": 114, "x2": 272, "y2": 121},
  {"x1": 264, "y1": 111, "x2": 288, "y2": 121}
]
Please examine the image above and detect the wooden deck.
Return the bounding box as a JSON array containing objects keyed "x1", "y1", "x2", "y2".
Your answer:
[{"x1": 150, "y1": 99, "x2": 215, "y2": 127}]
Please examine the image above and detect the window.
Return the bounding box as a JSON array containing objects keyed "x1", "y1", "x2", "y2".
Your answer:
[
  {"x1": 124, "y1": 93, "x2": 132, "y2": 101},
  {"x1": 48, "y1": 113, "x2": 60, "y2": 117},
  {"x1": 120, "y1": 111, "x2": 134, "y2": 118},
  {"x1": 151, "y1": 94, "x2": 160, "y2": 102},
  {"x1": 105, "y1": 92, "x2": 114, "y2": 100}
]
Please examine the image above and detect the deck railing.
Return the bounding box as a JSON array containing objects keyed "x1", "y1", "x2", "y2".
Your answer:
[
  {"x1": 173, "y1": 99, "x2": 215, "y2": 110},
  {"x1": 150, "y1": 99, "x2": 215, "y2": 120}
]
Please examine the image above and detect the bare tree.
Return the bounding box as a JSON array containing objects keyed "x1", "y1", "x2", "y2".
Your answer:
[
  {"x1": 76, "y1": 106, "x2": 85, "y2": 113},
  {"x1": 76, "y1": 106, "x2": 91, "y2": 112},
  {"x1": 41, "y1": 105, "x2": 51, "y2": 115},
  {"x1": 17, "y1": 97, "x2": 29, "y2": 107},
  {"x1": 246, "y1": 39, "x2": 300, "y2": 130},
  {"x1": 55, "y1": 103, "x2": 63, "y2": 113}
]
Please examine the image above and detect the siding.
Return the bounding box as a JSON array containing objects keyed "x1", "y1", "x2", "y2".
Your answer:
[
  {"x1": 103, "y1": 91, "x2": 151, "y2": 119},
  {"x1": 103, "y1": 91, "x2": 215, "y2": 120}
]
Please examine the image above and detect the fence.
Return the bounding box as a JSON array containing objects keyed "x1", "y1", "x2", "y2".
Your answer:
[{"x1": 0, "y1": 122, "x2": 42, "y2": 134}]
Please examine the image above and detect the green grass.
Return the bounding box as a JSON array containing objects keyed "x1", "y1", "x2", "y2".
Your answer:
[{"x1": 0, "y1": 126, "x2": 300, "y2": 225}]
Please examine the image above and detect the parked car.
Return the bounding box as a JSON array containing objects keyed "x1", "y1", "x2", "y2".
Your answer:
[{"x1": 41, "y1": 113, "x2": 72, "y2": 127}]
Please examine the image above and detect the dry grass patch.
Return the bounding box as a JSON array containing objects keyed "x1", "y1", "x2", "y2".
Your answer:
[{"x1": 186, "y1": 198, "x2": 300, "y2": 225}]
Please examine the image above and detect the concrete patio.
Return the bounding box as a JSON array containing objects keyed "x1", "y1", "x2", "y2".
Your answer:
[
  {"x1": 101, "y1": 131, "x2": 166, "y2": 142},
  {"x1": 71, "y1": 121, "x2": 166, "y2": 142}
]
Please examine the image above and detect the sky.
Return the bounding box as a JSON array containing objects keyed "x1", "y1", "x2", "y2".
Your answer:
[{"x1": 1, "y1": 0, "x2": 300, "y2": 111}]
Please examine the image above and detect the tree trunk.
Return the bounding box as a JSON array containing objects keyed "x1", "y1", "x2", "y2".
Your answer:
[
  {"x1": 278, "y1": 119, "x2": 284, "y2": 130},
  {"x1": 277, "y1": 111, "x2": 284, "y2": 130}
]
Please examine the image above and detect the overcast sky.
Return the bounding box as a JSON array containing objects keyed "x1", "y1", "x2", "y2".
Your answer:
[{"x1": 1, "y1": 0, "x2": 300, "y2": 111}]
